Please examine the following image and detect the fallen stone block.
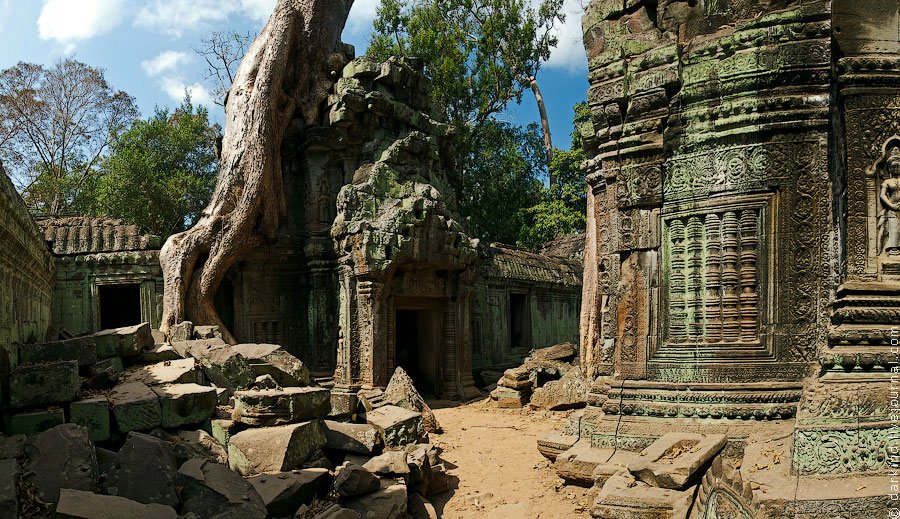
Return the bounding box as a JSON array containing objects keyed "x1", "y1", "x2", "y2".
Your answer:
[
  {"x1": 627, "y1": 432, "x2": 727, "y2": 490},
  {"x1": 231, "y1": 343, "x2": 311, "y2": 386},
  {"x1": 196, "y1": 346, "x2": 255, "y2": 392},
  {"x1": 363, "y1": 450, "x2": 410, "y2": 476},
  {"x1": 537, "y1": 432, "x2": 578, "y2": 461},
  {"x1": 168, "y1": 321, "x2": 193, "y2": 342},
  {"x1": 210, "y1": 418, "x2": 244, "y2": 446},
  {"x1": 23, "y1": 424, "x2": 98, "y2": 506},
  {"x1": 406, "y1": 444, "x2": 437, "y2": 494},
  {"x1": 94, "y1": 323, "x2": 153, "y2": 359},
  {"x1": 10, "y1": 360, "x2": 80, "y2": 409},
  {"x1": 303, "y1": 503, "x2": 362, "y2": 519},
  {"x1": 531, "y1": 342, "x2": 577, "y2": 362},
  {"x1": 554, "y1": 440, "x2": 613, "y2": 487},
  {"x1": 529, "y1": 369, "x2": 589, "y2": 411},
  {"x1": 228, "y1": 421, "x2": 327, "y2": 476},
  {"x1": 140, "y1": 344, "x2": 181, "y2": 364},
  {"x1": 193, "y1": 325, "x2": 222, "y2": 339},
  {"x1": 150, "y1": 329, "x2": 166, "y2": 344},
  {"x1": 153, "y1": 383, "x2": 217, "y2": 428},
  {"x1": 365, "y1": 405, "x2": 424, "y2": 448},
  {"x1": 169, "y1": 429, "x2": 228, "y2": 465},
  {"x1": 178, "y1": 458, "x2": 266, "y2": 518},
  {"x1": 497, "y1": 371, "x2": 532, "y2": 390},
  {"x1": 90, "y1": 357, "x2": 124, "y2": 375},
  {"x1": 110, "y1": 382, "x2": 162, "y2": 433},
  {"x1": 330, "y1": 391, "x2": 359, "y2": 419},
  {"x1": 104, "y1": 432, "x2": 178, "y2": 506},
  {"x1": 490, "y1": 386, "x2": 531, "y2": 408},
  {"x1": 56, "y1": 489, "x2": 177, "y2": 519},
  {"x1": 357, "y1": 388, "x2": 386, "y2": 412},
  {"x1": 232, "y1": 387, "x2": 331, "y2": 426},
  {"x1": 248, "y1": 468, "x2": 330, "y2": 516},
  {"x1": 3, "y1": 408, "x2": 65, "y2": 435},
  {"x1": 69, "y1": 397, "x2": 111, "y2": 441},
  {"x1": 344, "y1": 482, "x2": 408, "y2": 519},
  {"x1": 123, "y1": 358, "x2": 199, "y2": 386},
  {"x1": 592, "y1": 474, "x2": 694, "y2": 519},
  {"x1": 19, "y1": 336, "x2": 96, "y2": 367},
  {"x1": 332, "y1": 464, "x2": 380, "y2": 498},
  {"x1": 169, "y1": 338, "x2": 225, "y2": 358},
  {"x1": 251, "y1": 374, "x2": 279, "y2": 389},
  {"x1": 323, "y1": 420, "x2": 381, "y2": 454},
  {"x1": 384, "y1": 367, "x2": 440, "y2": 433},
  {"x1": 0, "y1": 458, "x2": 19, "y2": 519}
]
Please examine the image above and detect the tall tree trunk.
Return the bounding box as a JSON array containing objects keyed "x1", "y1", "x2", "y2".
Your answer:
[
  {"x1": 159, "y1": 0, "x2": 354, "y2": 342},
  {"x1": 529, "y1": 76, "x2": 554, "y2": 185}
]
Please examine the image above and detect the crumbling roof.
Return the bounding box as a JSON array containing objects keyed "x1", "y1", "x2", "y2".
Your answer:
[
  {"x1": 540, "y1": 234, "x2": 585, "y2": 261},
  {"x1": 36, "y1": 216, "x2": 161, "y2": 255},
  {"x1": 481, "y1": 243, "x2": 583, "y2": 287}
]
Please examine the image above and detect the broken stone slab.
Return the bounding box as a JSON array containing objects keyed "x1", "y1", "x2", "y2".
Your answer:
[
  {"x1": 178, "y1": 458, "x2": 266, "y2": 518},
  {"x1": 230, "y1": 343, "x2": 312, "y2": 387},
  {"x1": 196, "y1": 346, "x2": 256, "y2": 392},
  {"x1": 152, "y1": 383, "x2": 217, "y2": 428},
  {"x1": 365, "y1": 405, "x2": 425, "y2": 448},
  {"x1": 169, "y1": 338, "x2": 225, "y2": 359},
  {"x1": 140, "y1": 344, "x2": 181, "y2": 364},
  {"x1": 227, "y1": 420, "x2": 327, "y2": 476},
  {"x1": 405, "y1": 444, "x2": 437, "y2": 494},
  {"x1": 18, "y1": 336, "x2": 97, "y2": 367},
  {"x1": 93, "y1": 323, "x2": 153, "y2": 359},
  {"x1": 104, "y1": 432, "x2": 178, "y2": 506},
  {"x1": 90, "y1": 357, "x2": 124, "y2": 375},
  {"x1": 10, "y1": 360, "x2": 80, "y2": 409},
  {"x1": 110, "y1": 382, "x2": 162, "y2": 433},
  {"x1": 69, "y1": 397, "x2": 111, "y2": 441},
  {"x1": 383, "y1": 367, "x2": 440, "y2": 433},
  {"x1": 248, "y1": 469, "x2": 330, "y2": 516},
  {"x1": 168, "y1": 321, "x2": 193, "y2": 342},
  {"x1": 150, "y1": 329, "x2": 166, "y2": 345},
  {"x1": 536, "y1": 432, "x2": 578, "y2": 461},
  {"x1": 323, "y1": 420, "x2": 381, "y2": 454},
  {"x1": 408, "y1": 492, "x2": 438, "y2": 519},
  {"x1": 232, "y1": 387, "x2": 331, "y2": 426},
  {"x1": 251, "y1": 374, "x2": 279, "y2": 389},
  {"x1": 363, "y1": 450, "x2": 410, "y2": 476},
  {"x1": 56, "y1": 489, "x2": 177, "y2": 519},
  {"x1": 627, "y1": 432, "x2": 727, "y2": 490},
  {"x1": 332, "y1": 464, "x2": 381, "y2": 498},
  {"x1": 23, "y1": 424, "x2": 98, "y2": 506},
  {"x1": 210, "y1": 418, "x2": 244, "y2": 446},
  {"x1": 530, "y1": 342, "x2": 577, "y2": 362},
  {"x1": 490, "y1": 386, "x2": 531, "y2": 409},
  {"x1": 330, "y1": 391, "x2": 359, "y2": 420},
  {"x1": 592, "y1": 474, "x2": 694, "y2": 519},
  {"x1": 357, "y1": 388, "x2": 386, "y2": 412},
  {"x1": 529, "y1": 369, "x2": 589, "y2": 411},
  {"x1": 193, "y1": 325, "x2": 221, "y2": 339},
  {"x1": 344, "y1": 481, "x2": 408, "y2": 519},
  {"x1": 554, "y1": 440, "x2": 614, "y2": 487},
  {"x1": 591, "y1": 450, "x2": 640, "y2": 489},
  {"x1": 0, "y1": 458, "x2": 19, "y2": 519},
  {"x1": 123, "y1": 358, "x2": 199, "y2": 386},
  {"x1": 169, "y1": 430, "x2": 228, "y2": 465},
  {"x1": 3, "y1": 408, "x2": 65, "y2": 435}
]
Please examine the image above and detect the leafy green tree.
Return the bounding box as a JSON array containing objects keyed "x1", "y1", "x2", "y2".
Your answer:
[{"x1": 89, "y1": 99, "x2": 219, "y2": 238}]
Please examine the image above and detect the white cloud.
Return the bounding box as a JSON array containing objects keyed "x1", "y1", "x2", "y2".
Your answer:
[
  {"x1": 346, "y1": 0, "x2": 379, "y2": 36},
  {"x1": 38, "y1": 0, "x2": 126, "y2": 44},
  {"x1": 543, "y1": 0, "x2": 588, "y2": 72},
  {"x1": 239, "y1": 0, "x2": 276, "y2": 21},
  {"x1": 136, "y1": 0, "x2": 280, "y2": 37},
  {"x1": 161, "y1": 76, "x2": 214, "y2": 107},
  {"x1": 142, "y1": 50, "x2": 193, "y2": 77}
]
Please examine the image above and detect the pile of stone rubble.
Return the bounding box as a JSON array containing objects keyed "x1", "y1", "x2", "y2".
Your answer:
[
  {"x1": 1, "y1": 321, "x2": 449, "y2": 518},
  {"x1": 486, "y1": 342, "x2": 589, "y2": 411}
]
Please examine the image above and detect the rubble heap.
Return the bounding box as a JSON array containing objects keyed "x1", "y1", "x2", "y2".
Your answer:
[
  {"x1": 488, "y1": 342, "x2": 589, "y2": 411},
  {"x1": 1, "y1": 321, "x2": 451, "y2": 518}
]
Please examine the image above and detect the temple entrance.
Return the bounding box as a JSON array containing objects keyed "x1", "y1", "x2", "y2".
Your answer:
[
  {"x1": 98, "y1": 283, "x2": 142, "y2": 330},
  {"x1": 395, "y1": 304, "x2": 440, "y2": 396},
  {"x1": 509, "y1": 293, "x2": 531, "y2": 350}
]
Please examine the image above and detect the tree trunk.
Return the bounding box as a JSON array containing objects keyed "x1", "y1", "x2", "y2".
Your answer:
[
  {"x1": 159, "y1": 0, "x2": 354, "y2": 342},
  {"x1": 529, "y1": 76, "x2": 554, "y2": 185}
]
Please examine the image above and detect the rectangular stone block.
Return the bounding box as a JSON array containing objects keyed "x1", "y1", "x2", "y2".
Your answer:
[
  {"x1": 210, "y1": 419, "x2": 244, "y2": 446},
  {"x1": 490, "y1": 386, "x2": 531, "y2": 408},
  {"x1": 627, "y1": 432, "x2": 727, "y2": 490},
  {"x1": 123, "y1": 358, "x2": 199, "y2": 386},
  {"x1": 55, "y1": 488, "x2": 177, "y2": 519},
  {"x1": 592, "y1": 474, "x2": 694, "y2": 519},
  {"x1": 3, "y1": 408, "x2": 65, "y2": 435},
  {"x1": 195, "y1": 346, "x2": 255, "y2": 393},
  {"x1": 110, "y1": 382, "x2": 161, "y2": 433},
  {"x1": 233, "y1": 387, "x2": 331, "y2": 426},
  {"x1": 323, "y1": 420, "x2": 381, "y2": 454},
  {"x1": 228, "y1": 421, "x2": 327, "y2": 476},
  {"x1": 170, "y1": 338, "x2": 225, "y2": 359},
  {"x1": 69, "y1": 397, "x2": 111, "y2": 441},
  {"x1": 153, "y1": 384, "x2": 217, "y2": 428},
  {"x1": 365, "y1": 405, "x2": 424, "y2": 448},
  {"x1": 230, "y1": 344, "x2": 311, "y2": 386},
  {"x1": 94, "y1": 323, "x2": 153, "y2": 359},
  {"x1": 140, "y1": 344, "x2": 181, "y2": 364},
  {"x1": 91, "y1": 357, "x2": 123, "y2": 375},
  {"x1": 10, "y1": 360, "x2": 80, "y2": 409},
  {"x1": 19, "y1": 336, "x2": 97, "y2": 367},
  {"x1": 248, "y1": 469, "x2": 330, "y2": 516}
]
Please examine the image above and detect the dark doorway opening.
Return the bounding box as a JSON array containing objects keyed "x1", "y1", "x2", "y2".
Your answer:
[
  {"x1": 98, "y1": 284, "x2": 142, "y2": 330},
  {"x1": 395, "y1": 308, "x2": 439, "y2": 396},
  {"x1": 510, "y1": 293, "x2": 531, "y2": 350}
]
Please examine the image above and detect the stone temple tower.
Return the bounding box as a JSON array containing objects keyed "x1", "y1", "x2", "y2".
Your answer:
[{"x1": 563, "y1": 0, "x2": 900, "y2": 515}]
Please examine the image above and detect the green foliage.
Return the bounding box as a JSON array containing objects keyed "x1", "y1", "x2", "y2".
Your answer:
[
  {"x1": 87, "y1": 99, "x2": 219, "y2": 238},
  {"x1": 462, "y1": 121, "x2": 546, "y2": 244}
]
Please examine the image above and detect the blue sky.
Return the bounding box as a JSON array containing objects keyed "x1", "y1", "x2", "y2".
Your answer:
[{"x1": 0, "y1": 0, "x2": 589, "y2": 149}]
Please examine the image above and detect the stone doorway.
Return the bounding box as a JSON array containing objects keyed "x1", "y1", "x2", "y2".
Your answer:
[
  {"x1": 394, "y1": 302, "x2": 441, "y2": 397},
  {"x1": 98, "y1": 283, "x2": 142, "y2": 330},
  {"x1": 509, "y1": 293, "x2": 531, "y2": 351}
]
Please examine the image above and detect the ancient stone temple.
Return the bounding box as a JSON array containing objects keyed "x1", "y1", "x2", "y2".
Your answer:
[{"x1": 552, "y1": 0, "x2": 899, "y2": 516}]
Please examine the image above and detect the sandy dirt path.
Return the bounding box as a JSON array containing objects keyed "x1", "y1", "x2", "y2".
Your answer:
[{"x1": 427, "y1": 399, "x2": 593, "y2": 519}]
